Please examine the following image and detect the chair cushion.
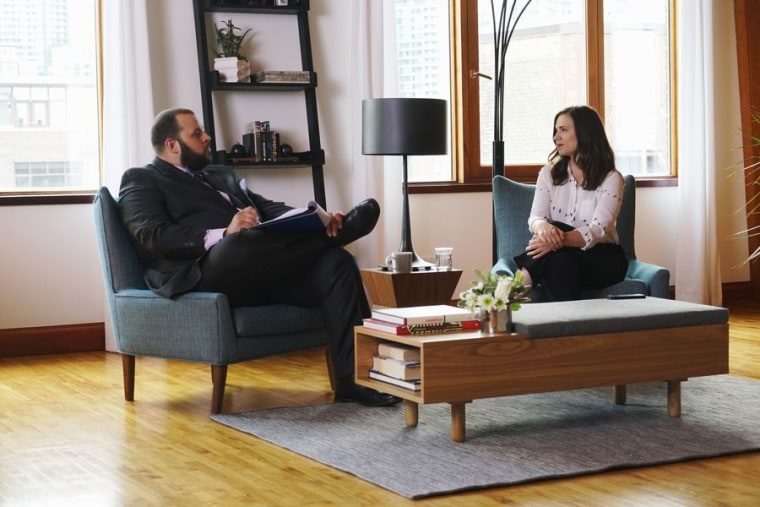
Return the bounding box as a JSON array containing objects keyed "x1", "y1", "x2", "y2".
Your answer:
[
  {"x1": 233, "y1": 305, "x2": 325, "y2": 337},
  {"x1": 513, "y1": 297, "x2": 728, "y2": 339}
]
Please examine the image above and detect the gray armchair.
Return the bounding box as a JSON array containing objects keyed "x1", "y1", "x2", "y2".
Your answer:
[
  {"x1": 93, "y1": 187, "x2": 334, "y2": 413},
  {"x1": 492, "y1": 174, "x2": 670, "y2": 300}
]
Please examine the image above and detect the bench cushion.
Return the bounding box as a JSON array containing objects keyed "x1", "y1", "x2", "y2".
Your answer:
[{"x1": 513, "y1": 297, "x2": 729, "y2": 339}]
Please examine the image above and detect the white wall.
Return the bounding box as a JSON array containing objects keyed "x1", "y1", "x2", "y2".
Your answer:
[
  {"x1": 0, "y1": 205, "x2": 103, "y2": 328},
  {"x1": 0, "y1": 0, "x2": 749, "y2": 331}
]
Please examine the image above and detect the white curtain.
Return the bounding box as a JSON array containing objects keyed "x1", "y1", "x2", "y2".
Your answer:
[
  {"x1": 101, "y1": 0, "x2": 155, "y2": 350},
  {"x1": 101, "y1": 0, "x2": 155, "y2": 193},
  {"x1": 349, "y1": 1, "x2": 402, "y2": 268},
  {"x1": 675, "y1": 0, "x2": 723, "y2": 305}
]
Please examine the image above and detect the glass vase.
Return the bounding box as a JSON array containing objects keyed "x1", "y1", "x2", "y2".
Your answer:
[
  {"x1": 487, "y1": 310, "x2": 499, "y2": 333},
  {"x1": 480, "y1": 307, "x2": 513, "y2": 334},
  {"x1": 496, "y1": 306, "x2": 513, "y2": 333}
]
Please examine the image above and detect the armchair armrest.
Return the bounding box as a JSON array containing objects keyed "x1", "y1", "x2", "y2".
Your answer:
[
  {"x1": 491, "y1": 258, "x2": 516, "y2": 277},
  {"x1": 112, "y1": 289, "x2": 238, "y2": 363},
  {"x1": 626, "y1": 260, "x2": 670, "y2": 299}
]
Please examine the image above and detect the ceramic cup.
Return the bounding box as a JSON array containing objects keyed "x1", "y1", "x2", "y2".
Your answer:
[
  {"x1": 434, "y1": 247, "x2": 453, "y2": 271},
  {"x1": 385, "y1": 251, "x2": 413, "y2": 273}
]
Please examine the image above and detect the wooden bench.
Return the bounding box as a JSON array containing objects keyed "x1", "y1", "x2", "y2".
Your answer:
[
  {"x1": 356, "y1": 297, "x2": 729, "y2": 441},
  {"x1": 507, "y1": 297, "x2": 729, "y2": 417}
]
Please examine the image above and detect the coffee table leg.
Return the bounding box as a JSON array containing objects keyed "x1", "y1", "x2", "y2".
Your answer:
[
  {"x1": 614, "y1": 384, "x2": 627, "y2": 405},
  {"x1": 668, "y1": 379, "x2": 682, "y2": 417},
  {"x1": 450, "y1": 402, "x2": 466, "y2": 442},
  {"x1": 404, "y1": 400, "x2": 418, "y2": 427}
]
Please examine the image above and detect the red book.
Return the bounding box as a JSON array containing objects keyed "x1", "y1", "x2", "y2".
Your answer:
[{"x1": 362, "y1": 317, "x2": 480, "y2": 335}]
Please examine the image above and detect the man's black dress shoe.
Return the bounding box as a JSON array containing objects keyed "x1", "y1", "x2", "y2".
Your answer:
[
  {"x1": 333, "y1": 198, "x2": 380, "y2": 246},
  {"x1": 335, "y1": 379, "x2": 402, "y2": 407}
]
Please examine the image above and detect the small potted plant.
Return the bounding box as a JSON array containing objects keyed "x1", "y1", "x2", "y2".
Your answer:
[{"x1": 213, "y1": 19, "x2": 252, "y2": 82}]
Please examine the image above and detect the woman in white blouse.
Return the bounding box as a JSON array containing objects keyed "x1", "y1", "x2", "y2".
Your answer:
[{"x1": 514, "y1": 105, "x2": 627, "y2": 301}]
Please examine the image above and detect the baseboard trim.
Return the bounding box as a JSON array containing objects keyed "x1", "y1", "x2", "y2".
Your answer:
[
  {"x1": 722, "y1": 281, "x2": 757, "y2": 305},
  {"x1": 0, "y1": 323, "x2": 105, "y2": 358}
]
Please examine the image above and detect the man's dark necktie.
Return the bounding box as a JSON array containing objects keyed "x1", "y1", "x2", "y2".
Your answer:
[{"x1": 193, "y1": 169, "x2": 257, "y2": 213}]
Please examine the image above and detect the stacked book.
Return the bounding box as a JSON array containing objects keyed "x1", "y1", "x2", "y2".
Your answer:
[
  {"x1": 362, "y1": 304, "x2": 479, "y2": 335},
  {"x1": 368, "y1": 342, "x2": 421, "y2": 391},
  {"x1": 242, "y1": 120, "x2": 292, "y2": 163},
  {"x1": 253, "y1": 70, "x2": 313, "y2": 84}
]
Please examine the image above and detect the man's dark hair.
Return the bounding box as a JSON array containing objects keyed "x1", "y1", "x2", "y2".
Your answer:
[
  {"x1": 151, "y1": 108, "x2": 195, "y2": 153},
  {"x1": 548, "y1": 105, "x2": 616, "y2": 190}
]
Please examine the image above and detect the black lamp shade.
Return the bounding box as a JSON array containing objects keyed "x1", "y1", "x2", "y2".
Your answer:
[{"x1": 362, "y1": 98, "x2": 448, "y2": 156}]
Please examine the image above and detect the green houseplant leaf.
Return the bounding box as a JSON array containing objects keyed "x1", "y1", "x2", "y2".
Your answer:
[
  {"x1": 729, "y1": 111, "x2": 760, "y2": 265},
  {"x1": 215, "y1": 19, "x2": 252, "y2": 60}
]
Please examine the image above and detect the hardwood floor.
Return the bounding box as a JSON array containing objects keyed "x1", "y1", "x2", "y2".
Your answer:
[{"x1": 1, "y1": 301, "x2": 758, "y2": 506}]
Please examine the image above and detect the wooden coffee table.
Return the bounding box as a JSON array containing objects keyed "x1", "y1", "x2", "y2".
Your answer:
[
  {"x1": 355, "y1": 328, "x2": 513, "y2": 442},
  {"x1": 354, "y1": 319, "x2": 727, "y2": 442}
]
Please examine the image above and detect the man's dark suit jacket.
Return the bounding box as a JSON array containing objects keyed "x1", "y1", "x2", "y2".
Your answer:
[{"x1": 119, "y1": 157, "x2": 293, "y2": 298}]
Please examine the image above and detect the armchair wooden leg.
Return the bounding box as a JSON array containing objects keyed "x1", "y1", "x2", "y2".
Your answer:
[
  {"x1": 324, "y1": 346, "x2": 336, "y2": 392},
  {"x1": 122, "y1": 354, "x2": 135, "y2": 402},
  {"x1": 210, "y1": 364, "x2": 228, "y2": 414}
]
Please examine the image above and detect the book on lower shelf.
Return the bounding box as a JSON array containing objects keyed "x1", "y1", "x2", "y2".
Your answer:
[
  {"x1": 370, "y1": 305, "x2": 475, "y2": 326},
  {"x1": 362, "y1": 318, "x2": 480, "y2": 335},
  {"x1": 371, "y1": 355, "x2": 420, "y2": 381},
  {"x1": 376, "y1": 342, "x2": 420, "y2": 362},
  {"x1": 368, "y1": 370, "x2": 421, "y2": 391}
]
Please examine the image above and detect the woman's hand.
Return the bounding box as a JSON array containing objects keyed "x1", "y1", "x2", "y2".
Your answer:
[
  {"x1": 537, "y1": 224, "x2": 565, "y2": 251},
  {"x1": 526, "y1": 225, "x2": 565, "y2": 258}
]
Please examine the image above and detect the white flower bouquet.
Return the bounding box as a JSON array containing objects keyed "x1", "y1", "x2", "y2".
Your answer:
[{"x1": 457, "y1": 269, "x2": 530, "y2": 314}]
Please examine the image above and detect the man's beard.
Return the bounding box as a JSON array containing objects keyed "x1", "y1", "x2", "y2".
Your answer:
[{"x1": 178, "y1": 139, "x2": 211, "y2": 172}]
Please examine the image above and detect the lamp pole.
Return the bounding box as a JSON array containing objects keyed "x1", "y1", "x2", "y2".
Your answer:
[{"x1": 399, "y1": 154, "x2": 431, "y2": 269}]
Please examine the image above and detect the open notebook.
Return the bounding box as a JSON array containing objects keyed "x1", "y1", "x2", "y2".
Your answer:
[{"x1": 253, "y1": 200, "x2": 331, "y2": 233}]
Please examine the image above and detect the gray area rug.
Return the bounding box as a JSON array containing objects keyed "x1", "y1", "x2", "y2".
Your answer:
[{"x1": 211, "y1": 375, "x2": 760, "y2": 499}]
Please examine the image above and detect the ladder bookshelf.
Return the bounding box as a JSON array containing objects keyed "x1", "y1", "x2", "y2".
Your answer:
[{"x1": 192, "y1": 0, "x2": 326, "y2": 207}]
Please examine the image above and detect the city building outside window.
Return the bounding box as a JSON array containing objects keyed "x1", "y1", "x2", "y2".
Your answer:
[{"x1": 0, "y1": 0, "x2": 99, "y2": 196}]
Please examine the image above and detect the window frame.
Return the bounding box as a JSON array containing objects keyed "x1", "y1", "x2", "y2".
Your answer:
[
  {"x1": 0, "y1": 0, "x2": 102, "y2": 206},
  {"x1": 413, "y1": 0, "x2": 677, "y2": 193}
]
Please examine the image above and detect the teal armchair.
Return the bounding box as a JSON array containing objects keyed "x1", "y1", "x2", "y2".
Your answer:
[
  {"x1": 93, "y1": 187, "x2": 334, "y2": 413},
  {"x1": 492, "y1": 174, "x2": 670, "y2": 300}
]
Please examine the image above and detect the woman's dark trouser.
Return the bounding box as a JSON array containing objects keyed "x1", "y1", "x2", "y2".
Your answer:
[
  {"x1": 515, "y1": 243, "x2": 628, "y2": 301},
  {"x1": 196, "y1": 228, "x2": 370, "y2": 380}
]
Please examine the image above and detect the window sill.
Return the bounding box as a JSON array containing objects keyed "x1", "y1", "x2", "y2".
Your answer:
[
  {"x1": 0, "y1": 193, "x2": 96, "y2": 206},
  {"x1": 1, "y1": 177, "x2": 676, "y2": 203},
  {"x1": 408, "y1": 176, "x2": 677, "y2": 194}
]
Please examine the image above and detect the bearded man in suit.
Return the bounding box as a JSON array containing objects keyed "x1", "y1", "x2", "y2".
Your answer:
[{"x1": 119, "y1": 107, "x2": 399, "y2": 407}]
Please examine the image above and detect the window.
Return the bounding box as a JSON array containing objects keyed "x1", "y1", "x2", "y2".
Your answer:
[
  {"x1": 394, "y1": 0, "x2": 454, "y2": 183},
  {"x1": 0, "y1": 0, "x2": 100, "y2": 196},
  {"x1": 603, "y1": 0, "x2": 672, "y2": 177},
  {"x1": 394, "y1": 0, "x2": 674, "y2": 184}
]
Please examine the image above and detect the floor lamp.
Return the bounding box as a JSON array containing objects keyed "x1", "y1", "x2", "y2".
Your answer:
[{"x1": 362, "y1": 98, "x2": 448, "y2": 270}]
